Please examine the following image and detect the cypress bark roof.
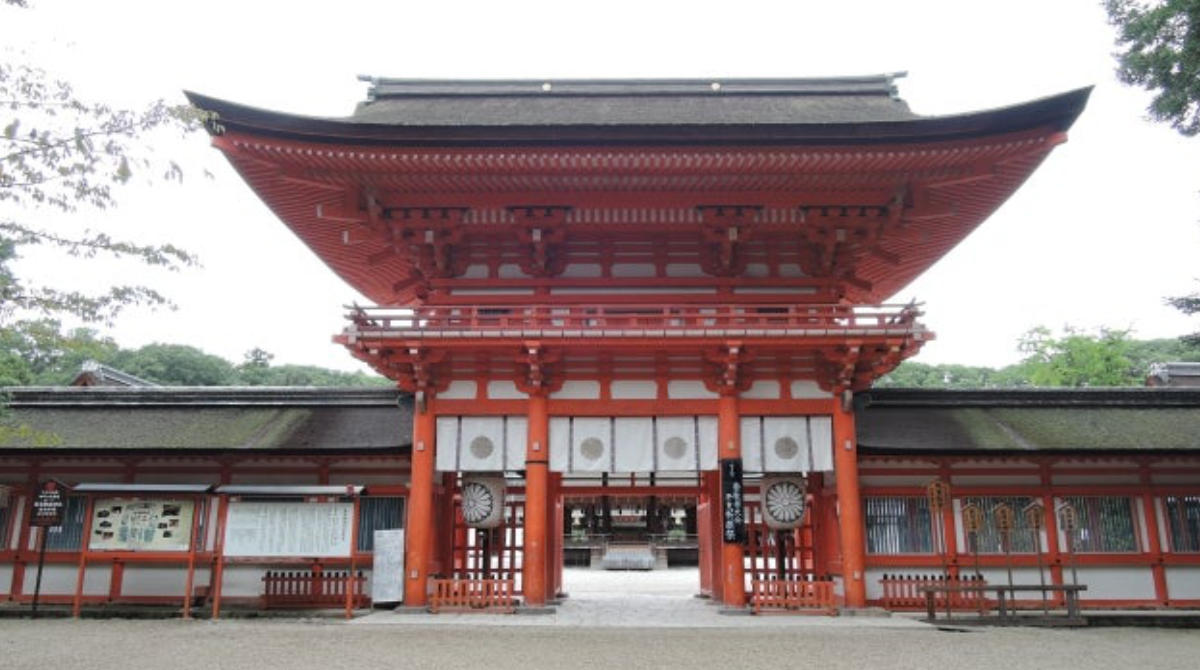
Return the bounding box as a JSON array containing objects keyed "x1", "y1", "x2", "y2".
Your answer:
[
  {"x1": 185, "y1": 75, "x2": 1090, "y2": 146},
  {"x1": 0, "y1": 387, "x2": 411, "y2": 452},
  {"x1": 857, "y1": 388, "x2": 1200, "y2": 453}
]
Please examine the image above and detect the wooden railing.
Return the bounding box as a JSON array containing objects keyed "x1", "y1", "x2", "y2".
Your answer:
[
  {"x1": 261, "y1": 569, "x2": 367, "y2": 609},
  {"x1": 880, "y1": 573, "x2": 988, "y2": 611},
  {"x1": 430, "y1": 578, "x2": 517, "y2": 613},
  {"x1": 345, "y1": 302, "x2": 923, "y2": 337},
  {"x1": 750, "y1": 579, "x2": 837, "y2": 615}
]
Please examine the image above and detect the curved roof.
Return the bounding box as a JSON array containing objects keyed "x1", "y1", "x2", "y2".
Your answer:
[{"x1": 186, "y1": 75, "x2": 1089, "y2": 146}]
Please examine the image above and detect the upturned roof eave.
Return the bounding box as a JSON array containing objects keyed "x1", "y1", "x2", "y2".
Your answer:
[{"x1": 184, "y1": 86, "x2": 1092, "y2": 148}]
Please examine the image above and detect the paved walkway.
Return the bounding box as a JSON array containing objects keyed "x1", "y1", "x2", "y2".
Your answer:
[{"x1": 352, "y1": 567, "x2": 924, "y2": 629}]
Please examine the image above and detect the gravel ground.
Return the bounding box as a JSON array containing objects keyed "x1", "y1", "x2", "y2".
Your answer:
[
  {"x1": 2, "y1": 569, "x2": 1198, "y2": 670},
  {"x1": 2, "y1": 619, "x2": 1199, "y2": 670}
]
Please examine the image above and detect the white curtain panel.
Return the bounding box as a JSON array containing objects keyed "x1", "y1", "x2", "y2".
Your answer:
[
  {"x1": 457, "y1": 416, "x2": 506, "y2": 471},
  {"x1": 614, "y1": 418, "x2": 655, "y2": 471},
  {"x1": 739, "y1": 416, "x2": 764, "y2": 472},
  {"x1": 549, "y1": 417, "x2": 571, "y2": 472},
  {"x1": 435, "y1": 416, "x2": 460, "y2": 472},
  {"x1": 762, "y1": 416, "x2": 811, "y2": 473},
  {"x1": 570, "y1": 417, "x2": 612, "y2": 473},
  {"x1": 655, "y1": 416, "x2": 698, "y2": 471},
  {"x1": 809, "y1": 416, "x2": 834, "y2": 471},
  {"x1": 698, "y1": 416, "x2": 718, "y2": 470},
  {"x1": 505, "y1": 416, "x2": 528, "y2": 471}
]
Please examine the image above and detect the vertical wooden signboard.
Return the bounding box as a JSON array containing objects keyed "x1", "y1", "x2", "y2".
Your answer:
[
  {"x1": 30, "y1": 481, "x2": 66, "y2": 617},
  {"x1": 721, "y1": 459, "x2": 746, "y2": 544}
]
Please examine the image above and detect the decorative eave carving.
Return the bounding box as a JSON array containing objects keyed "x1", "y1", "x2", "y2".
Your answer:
[
  {"x1": 703, "y1": 343, "x2": 755, "y2": 396},
  {"x1": 514, "y1": 344, "x2": 564, "y2": 396},
  {"x1": 511, "y1": 206, "x2": 571, "y2": 278},
  {"x1": 697, "y1": 205, "x2": 760, "y2": 277}
]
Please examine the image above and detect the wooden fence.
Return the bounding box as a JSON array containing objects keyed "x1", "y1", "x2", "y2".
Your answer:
[
  {"x1": 261, "y1": 569, "x2": 367, "y2": 609},
  {"x1": 879, "y1": 573, "x2": 988, "y2": 611},
  {"x1": 750, "y1": 579, "x2": 837, "y2": 615},
  {"x1": 430, "y1": 578, "x2": 517, "y2": 613}
]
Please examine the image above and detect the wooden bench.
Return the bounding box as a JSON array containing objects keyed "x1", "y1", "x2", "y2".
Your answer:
[{"x1": 920, "y1": 584, "x2": 1087, "y2": 625}]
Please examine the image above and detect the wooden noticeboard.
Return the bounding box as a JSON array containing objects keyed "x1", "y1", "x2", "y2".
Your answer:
[{"x1": 223, "y1": 501, "x2": 353, "y2": 557}]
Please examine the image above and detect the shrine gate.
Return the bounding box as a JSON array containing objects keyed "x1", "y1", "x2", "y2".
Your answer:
[{"x1": 186, "y1": 75, "x2": 1090, "y2": 610}]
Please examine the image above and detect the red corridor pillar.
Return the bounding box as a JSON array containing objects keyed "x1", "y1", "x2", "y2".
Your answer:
[
  {"x1": 718, "y1": 391, "x2": 746, "y2": 608},
  {"x1": 404, "y1": 399, "x2": 436, "y2": 606},
  {"x1": 833, "y1": 396, "x2": 867, "y2": 608},
  {"x1": 523, "y1": 392, "x2": 550, "y2": 606}
]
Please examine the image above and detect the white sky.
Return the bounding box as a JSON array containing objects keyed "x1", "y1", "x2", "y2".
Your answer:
[{"x1": 4, "y1": 0, "x2": 1200, "y2": 373}]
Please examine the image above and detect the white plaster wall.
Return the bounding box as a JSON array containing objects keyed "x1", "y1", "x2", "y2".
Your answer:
[
  {"x1": 861, "y1": 475, "x2": 943, "y2": 488},
  {"x1": 119, "y1": 565, "x2": 194, "y2": 597},
  {"x1": 790, "y1": 380, "x2": 830, "y2": 399},
  {"x1": 7, "y1": 496, "x2": 26, "y2": 548},
  {"x1": 439, "y1": 380, "x2": 477, "y2": 399},
  {"x1": 487, "y1": 380, "x2": 526, "y2": 399},
  {"x1": 1165, "y1": 566, "x2": 1200, "y2": 599},
  {"x1": 23, "y1": 564, "x2": 109, "y2": 596},
  {"x1": 1076, "y1": 567, "x2": 1156, "y2": 601},
  {"x1": 744, "y1": 263, "x2": 770, "y2": 278},
  {"x1": 551, "y1": 380, "x2": 602, "y2": 400},
  {"x1": 132, "y1": 473, "x2": 220, "y2": 485},
  {"x1": 668, "y1": 381, "x2": 717, "y2": 399},
  {"x1": 328, "y1": 473, "x2": 406, "y2": 487},
  {"x1": 611, "y1": 263, "x2": 656, "y2": 278},
  {"x1": 611, "y1": 380, "x2": 657, "y2": 399},
  {"x1": 220, "y1": 565, "x2": 269, "y2": 597},
  {"x1": 0, "y1": 564, "x2": 12, "y2": 595},
  {"x1": 1151, "y1": 473, "x2": 1200, "y2": 485},
  {"x1": 664, "y1": 264, "x2": 704, "y2": 278},
  {"x1": 461, "y1": 264, "x2": 489, "y2": 279},
  {"x1": 742, "y1": 380, "x2": 780, "y2": 399},
  {"x1": 451, "y1": 288, "x2": 533, "y2": 296},
  {"x1": 561, "y1": 263, "x2": 602, "y2": 278},
  {"x1": 497, "y1": 264, "x2": 524, "y2": 278}
]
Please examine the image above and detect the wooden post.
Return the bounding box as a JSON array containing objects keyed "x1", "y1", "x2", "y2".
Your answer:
[
  {"x1": 833, "y1": 396, "x2": 867, "y2": 608},
  {"x1": 1139, "y1": 465, "x2": 1169, "y2": 605},
  {"x1": 697, "y1": 472, "x2": 712, "y2": 597},
  {"x1": 182, "y1": 494, "x2": 202, "y2": 619},
  {"x1": 72, "y1": 495, "x2": 95, "y2": 618},
  {"x1": 718, "y1": 391, "x2": 745, "y2": 608},
  {"x1": 211, "y1": 493, "x2": 230, "y2": 619},
  {"x1": 346, "y1": 493, "x2": 360, "y2": 619},
  {"x1": 404, "y1": 401, "x2": 437, "y2": 607},
  {"x1": 523, "y1": 392, "x2": 549, "y2": 606}
]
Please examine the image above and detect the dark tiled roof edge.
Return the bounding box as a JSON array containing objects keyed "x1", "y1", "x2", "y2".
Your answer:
[
  {"x1": 2, "y1": 386, "x2": 407, "y2": 408},
  {"x1": 860, "y1": 387, "x2": 1200, "y2": 408}
]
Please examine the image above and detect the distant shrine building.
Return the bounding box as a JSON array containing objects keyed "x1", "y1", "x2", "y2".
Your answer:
[{"x1": 2, "y1": 76, "x2": 1200, "y2": 615}]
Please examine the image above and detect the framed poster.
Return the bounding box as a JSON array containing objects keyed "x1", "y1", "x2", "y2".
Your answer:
[
  {"x1": 89, "y1": 499, "x2": 195, "y2": 551},
  {"x1": 223, "y1": 502, "x2": 353, "y2": 557}
]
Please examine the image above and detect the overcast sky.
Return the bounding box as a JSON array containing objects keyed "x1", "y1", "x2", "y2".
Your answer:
[{"x1": 4, "y1": 0, "x2": 1200, "y2": 373}]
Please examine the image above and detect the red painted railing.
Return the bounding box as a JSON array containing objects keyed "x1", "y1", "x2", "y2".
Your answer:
[
  {"x1": 430, "y1": 578, "x2": 517, "y2": 613},
  {"x1": 879, "y1": 573, "x2": 989, "y2": 611},
  {"x1": 345, "y1": 303, "x2": 922, "y2": 336},
  {"x1": 750, "y1": 579, "x2": 837, "y2": 615},
  {"x1": 261, "y1": 569, "x2": 367, "y2": 609}
]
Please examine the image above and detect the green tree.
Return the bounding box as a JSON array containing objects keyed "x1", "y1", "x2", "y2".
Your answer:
[
  {"x1": 110, "y1": 344, "x2": 236, "y2": 386},
  {"x1": 1017, "y1": 326, "x2": 1140, "y2": 387},
  {"x1": 1106, "y1": 0, "x2": 1200, "y2": 136},
  {"x1": 1, "y1": 1, "x2": 205, "y2": 325}
]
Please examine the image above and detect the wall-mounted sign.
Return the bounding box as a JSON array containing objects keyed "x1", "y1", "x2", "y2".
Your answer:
[
  {"x1": 721, "y1": 458, "x2": 746, "y2": 544},
  {"x1": 223, "y1": 502, "x2": 353, "y2": 557},
  {"x1": 30, "y1": 481, "x2": 65, "y2": 527},
  {"x1": 89, "y1": 499, "x2": 195, "y2": 552}
]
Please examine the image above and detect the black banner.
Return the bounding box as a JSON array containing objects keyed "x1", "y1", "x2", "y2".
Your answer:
[
  {"x1": 31, "y1": 481, "x2": 64, "y2": 527},
  {"x1": 720, "y1": 458, "x2": 745, "y2": 544}
]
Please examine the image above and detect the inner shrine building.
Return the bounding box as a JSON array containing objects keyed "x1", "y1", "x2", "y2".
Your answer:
[{"x1": 183, "y1": 74, "x2": 1092, "y2": 610}]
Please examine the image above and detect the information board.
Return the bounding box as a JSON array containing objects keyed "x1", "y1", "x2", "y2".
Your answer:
[
  {"x1": 370, "y1": 529, "x2": 405, "y2": 604},
  {"x1": 223, "y1": 502, "x2": 353, "y2": 557},
  {"x1": 721, "y1": 458, "x2": 746, "y2": 543},
  {"x1": 31, "y1": 482, "x2": 64, "y2": 527},
  {"x1": 89, "y1": 499, "x2": 195, "y2": 551}
]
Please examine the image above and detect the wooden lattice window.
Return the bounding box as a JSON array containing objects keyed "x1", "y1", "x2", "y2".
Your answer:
[
  {"x1": 356, "y1": 496, "x2": 405, "y2": 552},
  {"x1": 1164, "y1": 495, "x2": 1200, "y2": 553},
  {"x1": 44, "y1": 495, "x2": 87, "y2": 551},
  {"x1": 960, "y1": 496, "x2": 1038, "y2": 553},
  {"x1": 1061, "y1": 496, "x2": 1140, "y2": 553},
  {"x1": 864, "y1": 497, "x2": 933, "y2": 554}
]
